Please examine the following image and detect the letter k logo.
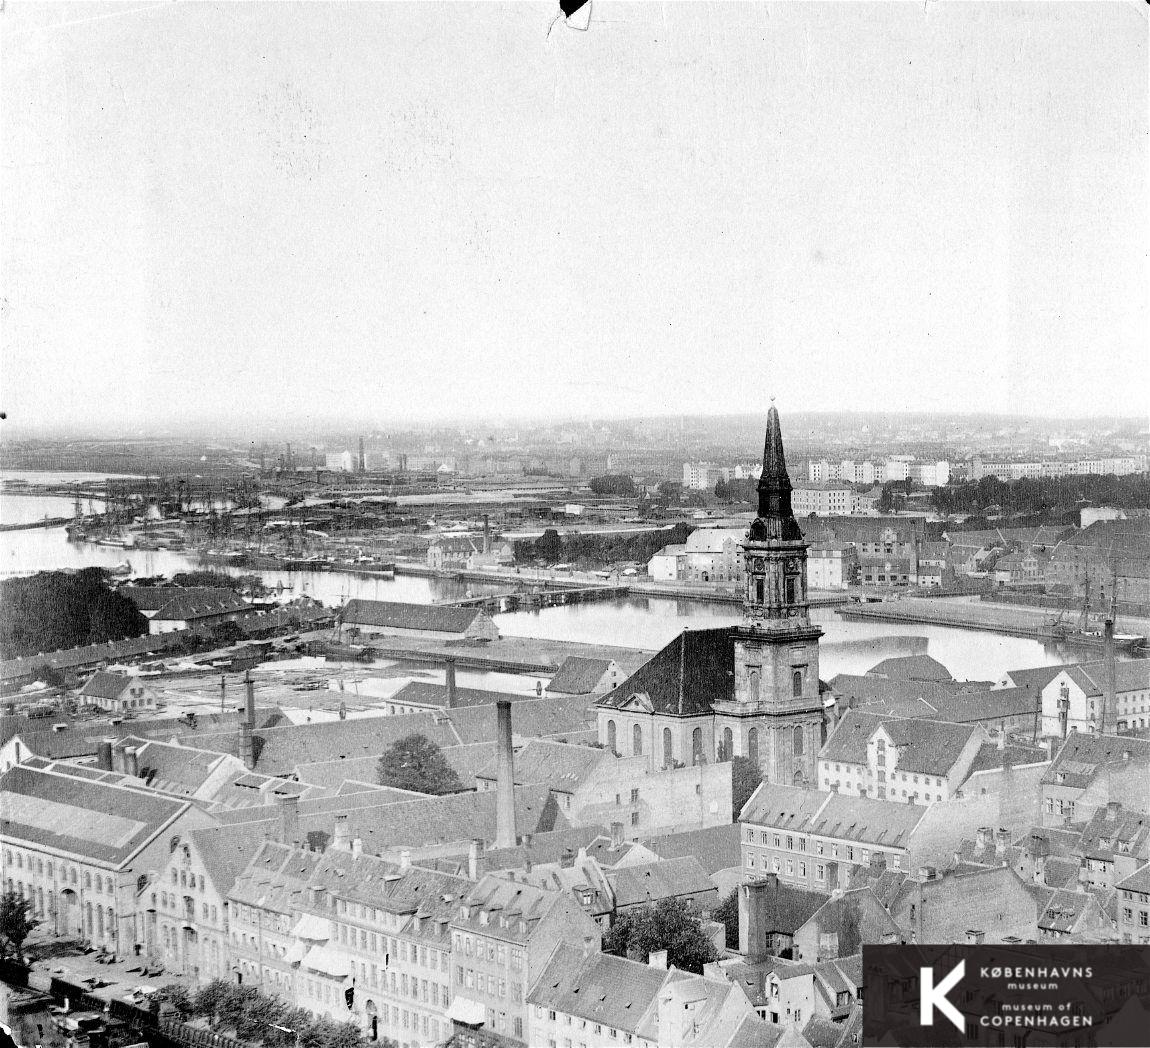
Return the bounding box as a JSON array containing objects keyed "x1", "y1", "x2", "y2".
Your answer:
[{"x1": 920, "y1": 961, "x2": 965, "y2": 1032}]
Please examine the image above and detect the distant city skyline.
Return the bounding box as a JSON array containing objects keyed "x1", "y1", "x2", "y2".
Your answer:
[{"x1": 3, "y1": 2, "x2": 1147, "y2": 430}]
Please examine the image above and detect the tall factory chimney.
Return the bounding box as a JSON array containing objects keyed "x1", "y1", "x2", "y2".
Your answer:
[
  {"x1": 494, "y1": 700, "x2": 517, "y2": 849},
  {"x1": 358, "y1": 436, "x2": 366, "y2": 473},
  {"x1": 241, "y1": 672, "x2": 256, "y2": 770},
  {"x1": 482, "y1": 514, "x2": 491, "y2": 554},
  {"x1": 444, "y1": 657, "x2": 458, "y2": 709}
]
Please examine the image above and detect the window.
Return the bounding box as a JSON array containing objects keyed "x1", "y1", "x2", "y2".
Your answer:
[
  {"x1": 630, "y1": 812, "x2": 639, "y2": 827},
  {"x1": 691, "y1": 727, "x2": 704, "y2": 765},
  {"x1": 630, "y1": 788, "x2": 639, "y2": 803},
  {"x1": 663, "y1": 727, "x2": 673, "y2": 766},
  {"x1": 632, "y1": 724, "x2": 642, "y2": 755},
  {"x1": 792, "y1": 670, "x2": 802, "y2": 697},
  {"x1": 606, "y1": 720, "x2": 617, "y2": 753}
]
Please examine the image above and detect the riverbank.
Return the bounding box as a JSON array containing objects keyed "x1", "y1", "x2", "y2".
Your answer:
[{"x1": 838, "y1": 596, "x2": 1149, "y2": 650}]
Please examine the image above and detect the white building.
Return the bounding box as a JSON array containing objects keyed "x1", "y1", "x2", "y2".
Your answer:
[
  {"x1": 1039, "y1": 659, "x2": 1150, "y2": 738},
  {"x1": 808, "y1": 543, "x2": 858, "y2": 590}
]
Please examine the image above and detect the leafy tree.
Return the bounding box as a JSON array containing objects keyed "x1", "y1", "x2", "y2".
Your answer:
[
  {"x1": 714, "y1": 888, "x2": 739, "y2": 949},
  {"x1": 156, "y1": 984, "x2": 194, "y2": 1019},
  {"x1": 589, "y1": 475, "x2": 636, "y2": 497},
  {"x1": 0, "y1": 568, "x2": 147, "y2": 658},
  {"x1": 171, "y1": 570, "x2": 270, "y2": 597},
  {"x1": 0, "y1": 888, "x2": 38, "y2": 964},
  {"x1": 602, "y1": 896, "x2": 719, "y2": 974},
  {"x1": 534, "y1": 528, "x2": 563, "y2": 563},
  {"x1": 377, "y1": 733, "x2": 463, "y2": 795},
  {"x1": 729, "y1": 755, "x2": 764, "y2": 820}
]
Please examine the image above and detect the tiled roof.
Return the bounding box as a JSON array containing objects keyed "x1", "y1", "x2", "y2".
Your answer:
[
  {"x1": 548, "y1": 656, "x2": 613, "y2": 695},
  {"x1": 474, "y1": 738, "x2": 606, "y2": 791},
  {"x1": 474, "y1": 826, "x2": 610, "y2": 877},
  {"x1": 866, "y1": 655, "x2": 954, "y2": 682},
  {"x1": 1054, "y1": 659, "x2": 1150, "y2": 698},
  {"x1": 445, "y1": 694, "x2": 595, "y2": 745},
  {"x1": 605, "y1": 856, "x2": 716, "y2": 908},
  {"x1": 1038, "y1": 889, "x2": 1093, "y2": 932},
  {"x1": 1002, "y1": 665, "x2": 1065, "y2": 692},
  {"x1": 1116, "y1": 863, "x2": 1150, "y2": 895},
  {"x1": 78, "y1": 670, "x2": 135, "y2": 700},
  {"x1": 340, "y1": 598, "x2": 483, "y2": 634},
  {"x1": 120, "y1": 586, "x2": 240, "y2": 613},
  {"x1": 151, "y1": 592, "x2": 249, "y2": 621},
  {"x1": 741, "y1": 876, "x2": 827, "y2": 935},
  {"x1": 596, "y1": 628, "x2": 734, "y2": 717},
  {"x1": 456, "y1": 874, "x2": 571, "y2": 944},
  {"x1": 1043, "y1": 733, "x2": 1150, "y2": 787},
  {"x1": 388, "y1": 681, "x2": 532, "y2": 710},
  {"x1": 527, "y1": 942, "x2": 666, "y2": 1034},
  {"x1": 643, "y1": 823, "x2": 743, "y2": 876},
  {"x1": 0, "y1": 764, "x2": 188, "y2": 867},
  {"x1": 187, "y1": 823, "x2": 271, "y2": 897},
  {"x1": 742, "y1": 784, "x2": 926, "y2": 848},
  {"x1": 819, "y1": 710, "x2": 976, "y2": 776},
  {"x1": 967, "y1": 742, "x2": 1049, "y2": 774},
  {"x1": 1, "y1": 631, "x2": 187, "y2": 680}
]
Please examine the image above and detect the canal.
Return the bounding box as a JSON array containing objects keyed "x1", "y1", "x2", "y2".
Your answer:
[{"x1": 0, "y1": 483, "x2": 1101, "y2": 681}]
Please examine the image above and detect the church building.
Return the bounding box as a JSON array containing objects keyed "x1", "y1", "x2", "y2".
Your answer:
[{"x1": 595, "y1": 405, "x2": 828, "y2": 786}]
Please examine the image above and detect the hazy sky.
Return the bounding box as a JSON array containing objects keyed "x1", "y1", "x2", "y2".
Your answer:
[{"x1": 2, "y1": 1, "x2": 1147, "y2": 432}]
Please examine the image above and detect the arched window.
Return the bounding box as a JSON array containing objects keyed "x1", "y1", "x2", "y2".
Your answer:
[
  {"x1": 663, "y1": 728, "x2": 673, "y2": 767},
  {"x1": 721, "y1": 727, "x2": 733, "y2": 761},
  {"x1": 749, "y1": 669, "x2": 761, "y2": 703},
  {"x1": 748, "y1": 728, "x2": 759, "y2": 766},
  {"x1": 632, "y1": 724, "x2": 642, "y2": 755},
  {"x1": 606, "y1": 720, "x2": 617, "y2": 754},
  {"x1": 691, "y1": 728, "x2": 704, "y2": 766},
  {"x1": 792, "y1": 669, "x2": 803, "y2": 697},
  {"x1": 793, "y1": 725, "x2": 804, "y2": 757}
]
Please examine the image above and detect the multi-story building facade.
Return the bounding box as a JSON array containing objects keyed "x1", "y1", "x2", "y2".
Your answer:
[
  {"x1": 0, "y1": 763, "x2": 215, "y2": 956},
  {"x1": 817, "y1": 711, "x2": 986, "y2": 802},
  {"x1": 739, "y1": 782, "x2": 999, "y2": 893},
  {"x1": 449, "y1": 874, "x2": 602, "y2": 1046},
  {"x1": 808, "y1": 543, "x2": 858, "y2": 590},
  {"x1": 1038, "y1": 659, "x2": 1150, "y2": 738},
  {"x1": 792, "y1": 482, "x2": 854, "y2": 517},
  {"x1": 1116, "y1": 864, "x2": 1150, "y2": 944}
]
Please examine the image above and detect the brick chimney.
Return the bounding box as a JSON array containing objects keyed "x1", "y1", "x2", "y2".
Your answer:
[
  {"x1": 468, "y1": 839, "x2": 483, "y2": 881},
  {"x1": 975, "y1": 826, "x2": 991, "y2": 853},
  {"x1": 278, "y1": 793, "x2": 300, "y2": 846},
  {"x1": 610, "y1": 821, "x2": 625, "y2": 849},
  {"x1": 444, "y1": 658, "x2": 458, "y2": 709},
  {"x1": 123, "y1": 746, "x2": 139, "y2": 778},
  {"x1": 739, "y1": 876, "x2": 778, "y2": 963},
  {"x1": 494, "y1": 700, "x2": 517, "y2": 849},
  {"x1": 98, "y1": 738, "x2": 116, "y2": 772},
  {"x1": 333, "y1": 814, "x2": 350, "y2": 852},
  {"x1": 995, "y1": 828, "x2": 1010, "y2": 860}
]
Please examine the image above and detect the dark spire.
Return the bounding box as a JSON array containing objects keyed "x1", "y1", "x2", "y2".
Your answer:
[{"x1": 750, "y1": 404, "x2": 803, "y2": 542}]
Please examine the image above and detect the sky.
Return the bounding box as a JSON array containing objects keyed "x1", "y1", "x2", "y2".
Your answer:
[{"x1": 2, "y1": 1, "x2": 1147, "y2": 433}]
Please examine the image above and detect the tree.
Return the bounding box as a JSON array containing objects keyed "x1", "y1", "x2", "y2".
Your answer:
[
  {"x1": 0, "y1": 888, "x2": 38, "y2": 965},
  {"x1": 0, "y1": 568, "x2": 147, "y2": 658},
  {"x1": 377, "y1": 733, "x2": 463, "y2": 795},
  {"x1": 714, "y1": 888, "x2": 739, "y2": 949},
  {"x1": 589, "y1": 475, "x2": 636, "y2": 497},
  {"x1": 534, "y1": 528, "x2": 562, "y2": 563},
  {"x1": 729, "y1": 755, "x2": 764, "y2": 820},
  {"x1": 602, "y1": 897, "x2": 719, "y2": 974}
]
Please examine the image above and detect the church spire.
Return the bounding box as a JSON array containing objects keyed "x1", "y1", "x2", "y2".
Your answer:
[{"x1": 750, "y1": 404, "x2": 803, "y2": 542}]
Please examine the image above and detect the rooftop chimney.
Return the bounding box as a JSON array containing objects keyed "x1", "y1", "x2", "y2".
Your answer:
[
  {"x1": 1106, "y1": 800, "x2": 1121, "y2": 820},
  {"x1": 483, "y1": 514, "x2": 491, "y2": 554},
  {"x1": 333, "y1": 814, "x2": 350, "y2": 852},
  {"x1": 975, "y1": 827, "x2": 991, "y2": 853},
  {"x1": 495, "y1": 700, "x2": 517, "y2": 849},
  {"x1": 738, "y1": 876, "x2": 778, "y2": 963},
  {"x1": 98, "y1": 738, "x2": 116, "y2": 772},
  {"x1": 995, "y1": 828, "x2": 1010, "y2": 860},
  {"x1": 610, "y1": 821, "x2": 625, "y2": 849},
  {"x1": 123, "y1": 746, "x2": 139, "y2": 778},
  {"x1": 966, "y1": 929, "x2": 985, "y2": 945},
  {"x1": 400, "y1": 849, "x2": 411, "y2": 871},
  {"x1": 1102, "y1": 612, "x2": 1117, "y2": 736},
  {"x1": 278, "y1": 793, "x2": 300, "y2": 846},
  {"x1": 444, "y1": 658, "x2": 458, "y2": 710},
  {"x1": 468, "y1": 839, "x2": 483, "y2": 881}
]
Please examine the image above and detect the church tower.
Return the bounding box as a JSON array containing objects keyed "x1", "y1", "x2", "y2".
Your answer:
[{"x1": 713, "y1": 404, "x2": 824, "y2": 786}]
